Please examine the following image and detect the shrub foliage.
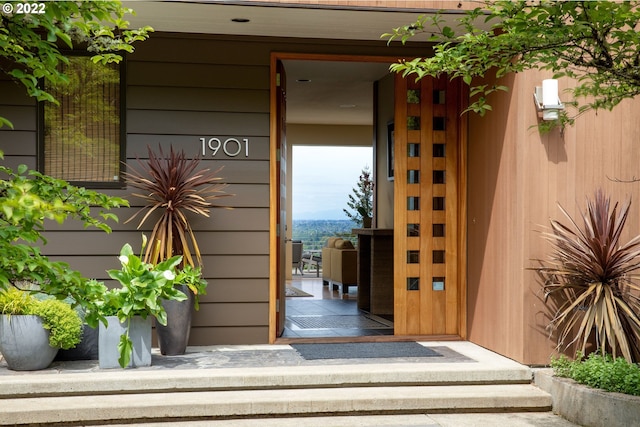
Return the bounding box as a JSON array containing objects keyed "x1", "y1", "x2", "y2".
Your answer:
[{"x1": 552, "y1": 353, "x2": 640, "y2": 396}]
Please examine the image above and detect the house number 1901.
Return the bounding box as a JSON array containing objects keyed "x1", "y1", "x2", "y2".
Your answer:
[{"x1": 200, "y1": 137, "x2": 249, "y2": 157}]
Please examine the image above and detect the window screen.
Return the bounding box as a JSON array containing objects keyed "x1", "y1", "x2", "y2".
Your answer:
[{"x1": 42, "y1": 56, "x2": 123, "y2": 186}]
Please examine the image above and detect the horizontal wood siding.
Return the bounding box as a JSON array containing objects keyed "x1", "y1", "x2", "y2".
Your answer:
[
  {"x1": 0, "y1": 32, "x2": 431, "y2": 346},
  {"x1": 190, "y1": 327, "x2": 268, "y2": 345},
  {"x1": 0, "y1": 79, "x2": 37, "y2": 170},
  {"x1": 124, "y1": 36, "x2": 272, "y2": 345},
  {"x1": 127, "y1": 136, "x2": 270, "y2": 161},
  {"x1": 48, "y1": 254, "x2": 268, "y2": 282}
]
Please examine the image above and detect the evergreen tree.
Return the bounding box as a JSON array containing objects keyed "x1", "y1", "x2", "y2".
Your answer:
[{"x1": 343, "y1": 166, "x2": 373, "y2": 227}]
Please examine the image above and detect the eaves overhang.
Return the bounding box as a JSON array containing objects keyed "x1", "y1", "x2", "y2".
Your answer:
[{"x1": 123, "y1": 0, "x2": 481, "y2": 41}]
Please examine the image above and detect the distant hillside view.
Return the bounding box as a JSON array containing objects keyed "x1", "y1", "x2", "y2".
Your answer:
[{"x1": 292, "y1": 219, "x2": 358, "y2": 251}]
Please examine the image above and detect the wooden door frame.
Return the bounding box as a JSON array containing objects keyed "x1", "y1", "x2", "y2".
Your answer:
[{"x1": 268, "y1": 52, "x2": 468, "y2": 343}]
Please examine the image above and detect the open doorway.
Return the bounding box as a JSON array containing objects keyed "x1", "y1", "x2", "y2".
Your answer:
[
  {"x1": 278, "y1": 57, "x2": 395, "y2": 339},
  {"x1": 271, "y1": 53, "x2": 467, "y2": 343}
]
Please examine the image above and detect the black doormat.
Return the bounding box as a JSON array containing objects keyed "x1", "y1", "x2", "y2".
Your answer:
[{"x1": 291, "y1": 342, "x2": 442, "y2": 360}]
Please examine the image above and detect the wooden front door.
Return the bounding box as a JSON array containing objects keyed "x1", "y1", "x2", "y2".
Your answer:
[
  {"x1": 275, "y1": 60, "x2": 287, "y2": 337},
  {"x1": 269, "y1": 57, "x2": 288, "y2": 341},
  {"x1": 393, "y1": 74, "x2": 467, "y2": 337}
]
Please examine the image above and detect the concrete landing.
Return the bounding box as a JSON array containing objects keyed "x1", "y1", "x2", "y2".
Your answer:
[{"x1": 0, "y1": 341, "x2": 575, "y2": 426}]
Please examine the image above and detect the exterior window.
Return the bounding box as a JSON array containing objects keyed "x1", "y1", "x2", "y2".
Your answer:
[{"x1": 40, "y1": 56, "x2": 124, "y2": 187}]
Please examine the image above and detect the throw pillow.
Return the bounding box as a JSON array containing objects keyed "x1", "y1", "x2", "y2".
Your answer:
[
  {"x1": 336, "y1": 239, "x2": 354, "y2": 249},
  {"x1": 326, "y1": 237, "x2": 341, "y2": 248}
]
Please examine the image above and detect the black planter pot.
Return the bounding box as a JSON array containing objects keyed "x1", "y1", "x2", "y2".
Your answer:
[
  {"x1": 56, "y1": 324, "x2": 98, "y2": 361},
  {"x1": 156, "y1": 285, "x2": 194, "y2": 356}
]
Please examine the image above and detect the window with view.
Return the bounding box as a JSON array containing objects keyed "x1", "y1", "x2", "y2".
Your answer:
[{"x1": 40, "y1": 56, "x2": 124, "y2": 186}]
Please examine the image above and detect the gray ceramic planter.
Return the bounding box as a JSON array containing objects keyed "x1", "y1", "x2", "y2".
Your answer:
[
  {"x1": 156, "y1": 285, "x2": 194, "y2": 356},
  {"x1": 0, "y1": 315, "x2": 58, "y2": 371},
  {"x1": 98, "y1": 316, "x2": 152, "y2": 369}
]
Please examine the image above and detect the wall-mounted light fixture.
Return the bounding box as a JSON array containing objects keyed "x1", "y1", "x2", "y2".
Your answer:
[{"x1": 534, "y1": 79, "x2": 564, "y2": 121}]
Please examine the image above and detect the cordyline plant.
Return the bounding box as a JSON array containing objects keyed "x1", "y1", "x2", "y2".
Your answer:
[
  {"x1": 533, "y1": 190, "x2": 640, "y2": 363},
  {"x1": 124, "y1": 145, "x2": 231, "y2": 269}
]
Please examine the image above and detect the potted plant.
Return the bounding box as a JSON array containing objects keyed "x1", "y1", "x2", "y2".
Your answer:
[
  {"x1": 0, "y1": 288, "x2": 83, "y2": 370},
  {"x1": 124, "y1": 145, "x2": 231, "y2": 355},
  {"x1": 343, "y1": 166, "x2": 373, "y2": 228},
  {"x1": 0, "y1": 156, "x2": 127, "y2": 360},
  {"x1": 155, "y1": 264, "x2": 208, "y2": 355},
  {"x1": 98, "y1": 236, "x2": 187, "y2": 368}
]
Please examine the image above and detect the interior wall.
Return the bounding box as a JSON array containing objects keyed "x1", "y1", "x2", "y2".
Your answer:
[
  {"x1": 468, "y1": 68, "x2": 640, "y2": 365},
  {"x1": 375, "y1": 73, "x2": 395, "y2": 229},
  {"x1": 287, "y1": 124, "x2": 372, "y2": 146}
]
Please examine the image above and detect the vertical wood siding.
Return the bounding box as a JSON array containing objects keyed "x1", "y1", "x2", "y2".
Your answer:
[{"x1": 467, "y1": 69, "x2": 640, "y2": 365}]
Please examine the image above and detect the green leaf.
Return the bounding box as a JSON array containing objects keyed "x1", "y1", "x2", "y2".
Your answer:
[
  {"x1": 0, "y1": 117, "x2": 14, "y2": 129},
  {"x1": 442, "y1": 26, "x2": 455, "y2": 38},
  {"x1": 382, "y1": 1, "x2": 640, "y2": 123},
  {"x1": 117, "y1": 334, "x2": 133, "y2": 368}
]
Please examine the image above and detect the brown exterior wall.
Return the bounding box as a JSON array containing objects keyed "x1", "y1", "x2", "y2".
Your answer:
[
  {"x1": 0, "y1": 32, "x2": 430, "y2": 346},
  {"x1": 9, "y1": 22, "x2": 638, "y2": 363},
  {"x1": 467, "y1": 69, "x2": 640, "y2": 365}
]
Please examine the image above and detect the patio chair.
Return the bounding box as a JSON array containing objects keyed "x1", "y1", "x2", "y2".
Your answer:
[
  {"x1": 301, "y1": 251, "x2": 322, "y2": 277},
  {"x1": 292, "y1": 240, "x2": 303, "y2": 275}
]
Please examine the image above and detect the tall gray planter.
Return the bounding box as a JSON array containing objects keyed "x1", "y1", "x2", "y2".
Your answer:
[
  {"x1": 156, "y1": 285, "x2": 194, "y2": 355},
  {"x1": 98, "y1": 316, "x2": 152, "y2": 369},
  {"x1": 0, "y1": 315, "x2": 58, "y2": 371}
]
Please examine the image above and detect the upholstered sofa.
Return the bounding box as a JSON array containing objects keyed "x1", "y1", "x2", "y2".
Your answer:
[{"x1": 321, "y1": 237, "x2": 357, "y2": 293}]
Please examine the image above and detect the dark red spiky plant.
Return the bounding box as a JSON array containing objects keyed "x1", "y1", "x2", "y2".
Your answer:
[
  {"x1": 534, "y1": 190, "x2": 640, "y2": 363},
  {"x1": 124, "y1": 145, "x2": 231, "y2": 268}
]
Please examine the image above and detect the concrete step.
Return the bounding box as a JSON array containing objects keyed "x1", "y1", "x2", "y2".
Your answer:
[
  {"x1": 1, "y1": 384, "x2": 552, "y2": 426},
  {"x1": 0, "y1": 343, "x2": 555, "y2": 426},
  {"x1": 98, "y1": 413, "x2": 581, "y2": 427},
  {"x1": 0, "y1": 362, "x2": 533, "y2": 398}
]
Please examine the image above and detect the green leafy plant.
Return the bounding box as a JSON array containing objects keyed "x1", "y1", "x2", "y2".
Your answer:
[
  {"x1": 0, "y1": 288, "x2": 83, "y2": 350},
  {"x1": 343, "y1": 166, "x2": 373, "y2": 227},
  {"x1": 0, "y1": 1, "x2": 152, "y2": 129},
  {"x1": 551, "y1": 352, "x2": 640, "y2": 396},
  {"x1": 0, "y1": 159, "x2": 127, "y2": 323},
  {"x1": 125, "y1": 145, "x2": 231, "y2": 269},
  {"x1": 176, "y1": 265, "x2": 207, "y2": 311},
  {"x1": 533, "y1": 190, "x2": 640, "y2": 363},
  {"x1": 104, "y1": 236, "x2": 187, "y2": 367},
  {"x1": 383, "y1": 1, "x2": 640, "y2": 129}
]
